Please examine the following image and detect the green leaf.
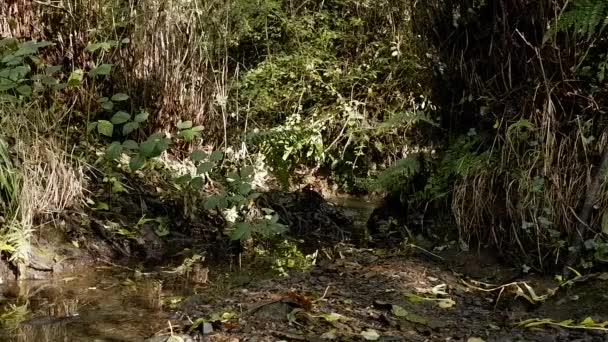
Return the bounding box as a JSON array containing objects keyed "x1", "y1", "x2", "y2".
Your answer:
[
  {"x1": 111, "y1": 93, "x2": 129, "y2": 101},
  {"x1": 191, "y1": 177, "x2": 204, "y2": 190},
  {"x1": 122, "y1": 140, "x2": 139, "y2": 150},
  {"x1": 139, "y1": 139, "x2": 157, "y2": 157},
  {"x1": 210, "y1": 151, "x2": 224, "y2": 162},
  {"x1": 41, "y1": 76, "x2": 58, "y2": 86},
  {"x1": 89, "y1": 64, "x2": 112, "y2": 78},
  {"x1": 226, "y1": 172, "x2": 240, "y2": 182},
  {"x1": 230, "y1": 223, "x2": 251, "y2": 241},
  {"x1": 93, "y1": 202, "x2": 110, "y2": 211},
  {"x1": 177, "y1": 121, "x2": 193, "y2": 129},
  {"x1": 391, "y1": 305, "x2": 409, "y2": 317},
  {"x1": 100, "y1": 101, "x2": 114, "y2": 111},
  {"x1": 87, "y1": 122, "x2": 98, "y2": 133},
  {"x1": 174, "y1": 174, "x2": 191, "y2": 185},
  {"x1": 0, "y1": 78, "x2": 17, "y2": 91},
  {"x1": 191, "y1": 125, "x2": 204, "y2": 132},
  {"x1": 134, "y1": 111, "x2": 149, "y2": 123},
  {"x1": 129, "y1": 154, "x2": 145, "y2": 170},
  {"x1": 197, "y1": 162, "x2": 213, "y2": 174},
  {"x1": 240, "y1": 165, "x2": 254, "y2": 178},
  {"x1": 177, "y1": 121, "x2": 192, "y2": 129},
  {"x1": 177, "y1": 129, "x2": 199, "y2": 141},
  {"x1": 122, "y1": 122, "x2": 139, "y2": 135},
  {"x1": 97, "y1": 120, "x2": 114, "y2": 137},
  {"x1": 190, "y1": 150, "x2": 207, "y2": 162},
  {"x1": 16, "y1": 85, "x2": 32, "y2": 96},
  {"x1": 67, "y1": 69, "x2": 84, "y2": 87},
  {"x1": 45, "y1": 65, "x2": 62, "y2": 74},
  {"x1": 105, "y1": 141, "x2": 123, "y2": 160},
  {"x1": 111, "y1": 111, "x2": 131, "y2": 124},
  {"x1": 204, "y1": 196, "x2": 221, "y2": 210},
  {"x1": 239, "y1": 183, "x2": 252, "y2": 195}
]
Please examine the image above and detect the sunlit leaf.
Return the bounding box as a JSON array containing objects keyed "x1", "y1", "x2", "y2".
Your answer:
[
  {"x1": 134, "y1": 111, "x2": 149, "y2": 123},
  {"x1": 67, "y1": 69, "x2": 84, "y2": 86},
  {"x1": 177, "y1": 120, "x2": 193, "y2": 129},
  {"x1": 111, "y1": 111, "x2": 131, "y2": 124},
  {"x1": 111, "y1": 93, "x2": 129, "y2": 101},
  {"x1": 97, "y1": 120, "x2": 114, "y2": 137},
  {"x1": 361, "y1": 329, "x2": 380, "y2": 341}
]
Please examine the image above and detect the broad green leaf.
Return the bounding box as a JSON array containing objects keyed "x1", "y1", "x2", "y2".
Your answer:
[
  {"x1": 177, "y1": 129, "x2": 198, "y2": 141},
  {"x1": 139, "y1": 139, "x2": 157, "y2": 157},
  {"x1": 0, "y1": 78, "x2": 17, "y2": 91},
  {"x1": 16, "y1": 85, "x2": 32, "y2": 96},
  {"x1": 97, "y1": 120, "x2": 114, "y2": 137},
  {"x1": 134, "y1": 111, "x2": 149, "y2": 123},
  {"x1": 111, "y1": 111, "x2": 131, "y2": 124},
  {"x1": 210, "y1": 151, "x2": 224, "y2": 162},
  {"x1": 129, "y1": 154, "x2": 145, "y2": 170},
  {"x1": 105, "y1": 141, "x2": 123, "y2": 160},
  {"x1": 122, "y1": 140, "x2": 138, "y2": 150},
  {"x1": 41, "y1": 76, "x2": 58, "y2": 86},
  {"x1": 240, "y1": 165, "x2": 254, "y2": 178},
  {"x1": 174, "y1": 174, "x2": 191, "y2": 185},
  {"x1": 230, "y1": 222, "x2": 251, "y2": 241},
  {"x1": 94, "y1": 202, "x2": 109, "y2": 211},
  {"x1": 197, "y1": 162, "x2": 213, "y2": 174},
  {"x1": 89, "y1": 64, "x2": 112, "y2": 78},
  {"x1": 45, "y1": 65, "x2": 62, "y2": 74},
  {"x1": 177, "y1": 120, "x2": 193, "y2": 129},
  {"x1": 98, "y1": 97, "x2": 109, "y2": 103},
  {"x1": 111, "y1": 93, "x2": 129, "y2": 101},
  {"x1": 204, "y1": 196, "x2": 221, "y2": 210},
  {"x1": 239, "y1": 183, "x2": 252, "y2": 195},
  {"x1": 122, "y1": 122, "x2": 139, "y2": 135},
  {"x1": 100, "y1": 101, "x2": 114, "y2": 111},
  {"x1": 190, "y1": 177, "x2": 204, "y2": 190},
  {"x1": 191, "y1": 125, "x2": 204, "y2": 132},
  {"x1": 9, "y1": 66, "x2": 29, "y2": 81},
  {"x1": 87, "y1": 122, "x2": 98, "y2": 133},
  {"x1": 226, "y1": 171, "x2": 240, "y2": 182},
  {"x1": 67, "y1": 69, "x2": 84, "y2": 87},
  {"x1": 0, "y1": 37, "x2": 17, "y2": 48},
  {"x1": 190, "y1": 150, "x2": 207, "y2": 162}
]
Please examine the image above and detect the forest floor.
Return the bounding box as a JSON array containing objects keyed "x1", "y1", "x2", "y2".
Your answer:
[{"x1": 3, "y1": 188, "x2": 608, "y2": 342}]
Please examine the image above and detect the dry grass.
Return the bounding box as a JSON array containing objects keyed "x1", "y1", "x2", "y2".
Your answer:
[
  {"x1": 0, "y1": 102, "x2": 85, "y2": 267},
  {"x1": 452, "y1": 93, "x2": 608, "y2": 267}
]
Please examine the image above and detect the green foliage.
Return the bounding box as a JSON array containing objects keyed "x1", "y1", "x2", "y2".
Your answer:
[
  {"x1": 0, "y1": 38, "x2": 65, "y2": 100},
  {"x1": 365, "y1": 155, "x2": 421, "y2": 193},
  {"x1": 247, "y1": 114, "x2": 325, "y2": 187},
  {"x1": 544, "y1": 0, "x2": 608, "y2": 43}
]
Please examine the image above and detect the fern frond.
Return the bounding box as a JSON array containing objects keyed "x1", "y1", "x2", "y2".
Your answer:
[
  {"x1": 545, "y1": 0, "x2": 608, "y2": 43},
  {"x1": 365, "y1": 155, "x2": 421, "y2": 192}
]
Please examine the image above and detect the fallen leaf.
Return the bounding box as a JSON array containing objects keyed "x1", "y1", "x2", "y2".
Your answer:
[
  {"x1": 467, "y1": 338, "x2": 485, "y2": 342},
  {"x1": 318, "y1": 312, "x2": 349, "y2": 322},
  {"x1": 437, "y1": 298, "x2": 456, "y2": 308},
  {"x1": 391, "y1": 305, "x2": 409, "y2": 317},
  {"x1": 320, "y1": 330, "x2": 337, "y2": 340},
  {"x1": 361, "y1": 329, "x2": 380, "y2": 340}
]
